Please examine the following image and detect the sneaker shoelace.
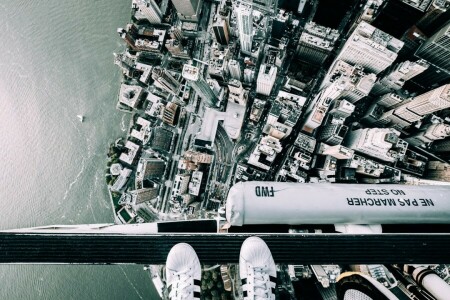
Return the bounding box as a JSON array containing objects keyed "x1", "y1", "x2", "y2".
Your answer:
[
  {"x1": 168, "y1": 269, "x2": 195, "y2": 300},
  {"x1": 252, "y1": 267, "x2": 272, "y2": 300}
]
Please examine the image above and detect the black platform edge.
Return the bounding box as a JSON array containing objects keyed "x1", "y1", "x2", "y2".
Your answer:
[{"x1": 1, "y1": 233, "x2": 449, "y2": 265}]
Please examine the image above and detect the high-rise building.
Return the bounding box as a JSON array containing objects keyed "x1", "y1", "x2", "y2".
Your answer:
[
  {"x1": 137, "y1": 158, "x2": 166, "y2": 180},
  {"x1": 332, "y1": 21, "x2": 403, "y2": 75},
  {"x1": 318, "y1": 124, "x2": 348, "y2": 145},
  {"x1": 374, "y1": 92, "x2": 406, "y2": 108},
  {"x1": 296, "y1": 22, "x2": 339, "y2": 65},
  {"x1": 256, "y1": 64, "x2": 277, "y2": 96},
  {"x1": 182, "y1": 64, "x2": 219, "y2": 108},
  {"x1": 416, "y1": 21, "x2": 450, "y2": 71},
  {"x1": 212, "y1": 17, "x2": 230, "y2": 45},
  {"x1": 328, "y1": 99, "x2": 355, "y2": 119},
  {"x1": 399, "y1": 84, "x2": 450, "y2": 116},
  {"x1": 243, "y1": 67, "x2": 255, "y2": 84},
  {"x1": 425, "y1": 161, "x2": 450, "y2": 182},
  {"x1": 162, "y1": 102, "x2": 180, "y2": 126},
  {"x1": 228, "y1": 60, "x2": 242, "y2": 80},
  {"x1": 322, "y1": 61, "x2": 377, "y2": 103},
  {"x1": 371, "y1": 0, "x2": 432, "y2": 38},
  {"x1": 432, "y1": 138, "x2": 450, "y2": 152},
  {"x1": 416, "y1": 0, "x2": 450, "y2": 35},
  {"x1": 236, "y1": 4, "x2": 253, "y2": 54},
  {"x1": 398, "y1": 26, "x2": 428, "y2": 61},
  {"x1": 132, "y1": 0, "x2": 162, "y2": 24},
  {"x1": 171, "y1": 0, "x2": 201, "y2": 22},
  {"x1": 406, "y1": 123, "x2": 450, "y2": 146},
  {"x1": 344, "y1": 128, "x2": 408, "y2": 163},
  {"x1": 151, "y1": 67, "x2": 181, "y2": 95},
  {"x1": 129, "y1": 187, "x2": 159, "y2": 205},
  {"x1": 371, "y1": 60, "x2": 429, "y2": 96}
]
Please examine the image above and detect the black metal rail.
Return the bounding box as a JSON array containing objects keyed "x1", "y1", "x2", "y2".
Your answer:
[{"x1": 1, "y1": 233, "x2": 450, "y2": 265}]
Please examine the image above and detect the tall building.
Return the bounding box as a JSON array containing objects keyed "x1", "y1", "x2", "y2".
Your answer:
[
  {"x1": 243, "y1": 67, "x2": 255, "y2": 84},
  {"x1": 182, "y1": 64, "x2": 219, "y2": 108},
  {"x1": 371, "y1": 0, "x2": 432, "y2": 38},
  {"x1": 398, "y1": 84, "x2": 450, "y2": 116},
  {"x1": 129, "y1": 187, "x2": 159, "y2": 205},
  {"x1": 296, "y1": 22, "x2": 339, "y2": 65},
  {"x1": 432, "y1": 138, "x2": 450, "y2": 152},
  {"x1": 406, "y1": 123, "x2": 450, "y2": 146},
  {"x1": 416, "y1": 0, "x2": 450, "y2": 35},
  {"x1": 374, "y1": 92, "x2": 406, "y2": 108},
  {"x1": 371, "y1": 60, "x2": 429, "y2": 96},
  {"x1": 321, "y1": 60, "x2": 377, "y2": 103},
  {"x1": 256, "y1": 64, "x2": 277, "y2": 96},
  {"x1": 137, "y1": 158, "x2": 166, "y2": 180},
  {"x1": 236, "y1": 4, "x2": 253, "y2": 54},
  {"x1": 132, "y1": 0, "x2": 162, "y2": 24},
  {"x1": 171, "y1": 0, "x2": 201, "y2": 22},
  {"x1": 398, "y1": 26, "x2": 428, "y2": 61},
  {"x1": 344, "y1": 128, "x2": 408, "y2": 163},
  {"x1": 162, "y1": 102, "x2": 180, "y2": 126},
  {"x1": 151, "y1": 67, "x2": 181, "y2": 95},
  {"x1": 416, "y1": 21, "x2": 450, "y2": 71},
  {"x1": 228, "y1": 60, "x2": 242, "y2": 80},
  {"x1": 318, "y1": 124, "x2": 348, "y2": 146},
  {"x1": 332, "y1": 21, "x2": 403, "y2": 75},
  {"x1": 212, "y1": 17, "x2": 230, "y2": 45}
]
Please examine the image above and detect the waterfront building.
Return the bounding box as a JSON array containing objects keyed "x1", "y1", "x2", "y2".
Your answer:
[
  {"x1": 256, "y1": 64, "x2": 277, "y2": 96},
  {"x1": 130, "y1": 117, "x2": 151, "y2": 144},
  {"x1": 212, "y1": 16, "x2": 230, "y2": 45},
  {"x1": 344, "y1": 128, "x2": 408, "y2": 163},
  {"x1": 162, "y1": 102, "x2": 180, "y2": 126},
  {"x1": 228, "y1": 60, "x2": 242, "y2": 81},
  {"x1": 332, "y1": 21, "x2": 403, "y2": 75},
  {"x1": 182, "y1": 64, "x2": 219, "y2": 108},
  {"x1": 118, "y1": 84, "x2": 144, "y2": 109},
  {"x1": 136, "y1": 158, "x2": 165, "y2": 180},
  {"x1": 132, "y1": 0, "x2": 162, "y2": 24},
  {"x1": 296, "y1": 22, "x2": 339, "y2": 65},
  {"x1": 171, "y1": 0, "x2": 201, "y2": 22},
  {"x1": 119, "y1": 141, "x2": 140, "y2": 166},
  {"x1": 135, "y1": 62, "x2": 153, "y2": 84},
  {"x1": 236, "y1": 4, "x2": 253, "y2": 54},
  {"x1": 129, "y1": 187, "x2": 159, "y2": 205},
  {"x1": 151, "y1": 67, "x2": 181, "y2": 96},
  {"x1": 111, "y1": 168, "x2": 133, "y2": 192}
]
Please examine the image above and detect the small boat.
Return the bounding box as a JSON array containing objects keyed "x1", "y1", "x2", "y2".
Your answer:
[{"x1": 77, "y1": 115, "x2": 84, "y2": 122}]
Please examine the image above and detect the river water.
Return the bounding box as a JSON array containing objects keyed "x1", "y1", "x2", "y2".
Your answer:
[{"x1": 0, "y1": 1, "x2": 157, "y2": 299}]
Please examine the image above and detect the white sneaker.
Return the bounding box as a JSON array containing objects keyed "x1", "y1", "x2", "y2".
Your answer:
[
  {"x1": 239, "y1": 237, "x2": 277, "y2": 300},
  {"x1": 166, "y1": 243, "x2": 201, "y2": 300},
  {"x1": 337, "y1": 272, "x2": 399, "y2": 300}
]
